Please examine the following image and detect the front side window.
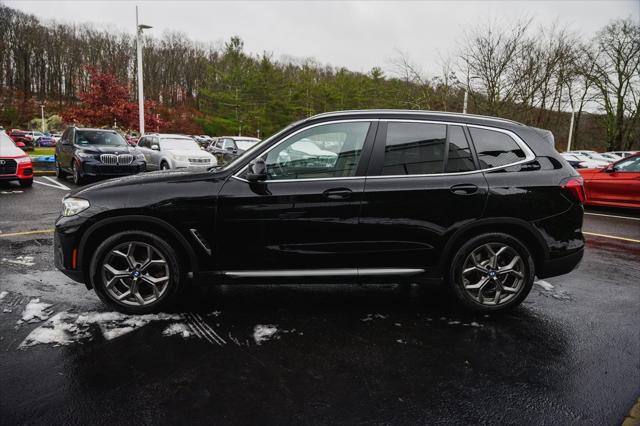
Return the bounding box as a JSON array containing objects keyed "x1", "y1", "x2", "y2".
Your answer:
[
  {"x1": 615, "y1": 156, "x2": 640, "y2": 172},
  {"x1": 382, "y1": 122, "x2": 446, "y2": 175},
  {"x1": 222, "y1": 139, "x2": 236, "y2": 150},
  {"x1": 469, "y1": 127, "x2": 526, "y2": 169},
  {"x1": 263, "y1": 121, "x2": 370, "y2": 180}
]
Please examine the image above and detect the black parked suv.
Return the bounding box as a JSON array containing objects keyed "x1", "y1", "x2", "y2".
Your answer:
[
  {"x1": 54, "y1": 111, "x2": 584, "y2": 314},
  {"x1": 55, "y1": 127, "x2": 146, "y2": 185}
]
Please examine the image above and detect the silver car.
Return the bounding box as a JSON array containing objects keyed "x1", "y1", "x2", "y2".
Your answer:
[{"x1": 137, "y1": 133, "x2": 217, "y2": 171}]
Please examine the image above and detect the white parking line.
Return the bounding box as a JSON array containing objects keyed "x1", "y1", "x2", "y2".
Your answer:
[
  {"x1": 33, "y1": 176, "x2": 70, "y2": 191},
  {"x1": 583, "y1": 232, "x2": 640, "y2": 244},
  {"x1": 585, "y1": 212, "x2": 640, "y2": 221}
]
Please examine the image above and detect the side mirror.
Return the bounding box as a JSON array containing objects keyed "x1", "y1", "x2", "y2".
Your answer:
[
  {"x1": 225, "y1": 146, "x2": 235, "y2": 151},
  {"x1": 246, "y1": 158, "x2": 267, "y2": 182},
  {"x1": 151, "y1": 144, "x2": 160, "y2": 151},
  {"x1": 603, "y1": 163, "x2": 615, "y2": 173}
]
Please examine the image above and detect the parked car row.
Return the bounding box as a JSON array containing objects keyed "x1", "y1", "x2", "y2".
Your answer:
[
  {"x1": 53, "y1": 127, "x2": 218, "y2": 185},
  {"x1": 561, "y1": 150, "x2": 638, "y2": 170},
  {"x1": 7, "y1": 129, "x2": 59, "y2": 149}
]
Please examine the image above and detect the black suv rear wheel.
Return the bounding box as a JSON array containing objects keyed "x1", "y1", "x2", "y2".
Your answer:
[
  {"x1": 90, "y1": 230, "x2": 182, "y2": 314},
  {"x1": 448, "y1": 233, "x2": 534, "y2": 312}
]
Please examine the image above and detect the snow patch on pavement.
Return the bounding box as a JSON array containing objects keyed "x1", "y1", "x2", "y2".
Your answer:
[
  {"x1": 253, "y1": 324, "x2": 279, "y2": 344},
  {"x1": 163, "y1": 323, "x2": 192, "y2": 338},
  {"x1": 534, "y1": 280, "x2": 554, "y2": 291},
  {"x1": 20, "y1": 298, "x2": 53, "y2": 322},
  {"x1": 2, "y1": 256, "x2": 35, "y2": 267},
  {"x1": 20, "y1": 310, "x2": 182, "y2": 348}
]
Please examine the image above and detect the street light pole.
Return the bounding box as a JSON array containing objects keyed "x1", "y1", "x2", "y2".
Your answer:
[
  {"x1": 567, "y1": 110, "x2": 575, "y2": 152},
  {"x1": 136, "y1": 6, "x2": 152, "y2": 137},
  {"x1": 40, "y1": 104, "x2": 45, "y2": 133}
]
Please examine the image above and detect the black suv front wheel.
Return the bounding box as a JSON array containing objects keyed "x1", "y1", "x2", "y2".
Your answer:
[
  {"x1": 449, "y1": 233, "x2": 534, "y2": 312},
  {"x1": 90, "y1": 230, "x2": 182, "y2": 314}
]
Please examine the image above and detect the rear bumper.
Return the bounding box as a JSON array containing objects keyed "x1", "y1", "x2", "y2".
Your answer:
[{"x1": 536, "y1": 247, "x2": 584, "y2": 279}]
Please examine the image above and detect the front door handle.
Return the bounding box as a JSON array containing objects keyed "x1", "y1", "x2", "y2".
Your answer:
[
  {"x1": 450, "y1": 184, "x2": 478, "y2": 195},
  {"x1": 323, "y1": 188, "x2": 353, "y2": 200}
]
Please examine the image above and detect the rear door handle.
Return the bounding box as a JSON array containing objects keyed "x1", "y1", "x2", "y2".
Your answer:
[
  {"x1": 450, "y1": 184, "x2": 479, "y2": 195},
  {"x1": 323, "y1": 188, "x2": 353, "y2": 200}
]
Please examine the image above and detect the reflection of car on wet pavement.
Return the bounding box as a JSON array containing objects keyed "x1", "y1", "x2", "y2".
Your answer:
[
  {"x1": 54, "y1": 110, "x2": 585, "y2": 314},
  {"x1": 579, "y1": 154, "x2": 640, "y2": 209},
  {"x1": 0, "y1": 130, "x2": 33, "y2": 187}
]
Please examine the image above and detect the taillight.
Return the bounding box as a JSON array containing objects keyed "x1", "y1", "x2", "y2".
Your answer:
[{"x1": 560, "y1": 176, "x2": 585, "y2": 204}]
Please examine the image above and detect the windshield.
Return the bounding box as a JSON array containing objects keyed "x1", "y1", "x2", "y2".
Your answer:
[
  {"x1": 236, "y1": 139, "x2": 260, "y2": 150},
  {"x1": 75, "y1": 130, "x2": 127, "y2": 146},
  {"x1": 160, "y1": 138, "x2": 201, "y2": 151}
]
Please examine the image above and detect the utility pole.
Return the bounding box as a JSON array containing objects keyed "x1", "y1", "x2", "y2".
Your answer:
[
  {"x1": 567, "y1": 110, "x2": 575, "y2": 152},
  {"x1": 463, "y1": 90, "x2": 468, "y2": 114},
  {"x1": 136, "y1": 6, "x2": 152, "y2": 136},
  {"x1": 40, "y1": 104, "x2": 45, "y2": 133}
]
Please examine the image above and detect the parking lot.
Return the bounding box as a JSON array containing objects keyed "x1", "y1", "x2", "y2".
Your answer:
[{"x1": 1, "y1": 177, "x2": 639, "y2": 424}]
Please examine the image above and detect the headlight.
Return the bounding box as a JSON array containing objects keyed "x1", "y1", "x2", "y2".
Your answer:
[
  {"x1": 135, "y1": 153, "x2": 145, "y2": 160},
  {"x1": 15, "y1": 156, "x2": 32, "y2": 164},
  {"x1": 61, "y1": 197, "x2": 90, "y2": 217},
  {"x1": 173, "y1": 155, "x2": 187, "y2": 162},
  {"x1": 75, "y1": 151, "x2": 94, "y2": 158}
]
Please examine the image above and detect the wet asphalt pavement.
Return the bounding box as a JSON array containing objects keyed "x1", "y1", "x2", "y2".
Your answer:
[{"x1": 1, "y1": 178, "x2": 639, "y2": 425}]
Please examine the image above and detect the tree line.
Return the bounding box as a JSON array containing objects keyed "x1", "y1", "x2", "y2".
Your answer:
[{"x1": 0, "y1": 3, "x2": 637, "y2": 151}]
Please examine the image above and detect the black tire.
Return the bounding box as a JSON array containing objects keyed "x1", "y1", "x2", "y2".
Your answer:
[
  {"x1": 19, "y1": 179, "x2": 33, "y2": 187},
  {"x1": 90, "y1": 230, "x2": 182, "y2": 314},
  {"x1": 55, "y1": 158, "x2": 68, "y2": 179},
  {"x1": 160, "y1": 161, "x2": 170, "y2": 170},
  {"x1": 72, "y1": 160, "x2": 84, "y2": 185},
  {"x1": 448, "y1": 232, "x2": 535, "y2": 312}
]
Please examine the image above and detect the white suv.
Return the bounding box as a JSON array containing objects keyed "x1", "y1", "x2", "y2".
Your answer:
[{"x1": 137, "y1": 134, "x2": 217, "y2": 171}]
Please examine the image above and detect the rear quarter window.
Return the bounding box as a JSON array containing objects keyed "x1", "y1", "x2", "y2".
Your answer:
[{"x1": 469, "y1": 127, "x2": 526, "y2": 169}]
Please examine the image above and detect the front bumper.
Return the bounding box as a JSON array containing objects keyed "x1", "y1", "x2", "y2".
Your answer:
[
  {"x1": 54, "y1": 228, "x2": 85, "y2": 283},
  {"x1": 0, "y1": 160, "x2": 33, "y2": 181},
  {"x1": 80, "y1": 161, "x2": 146, "y2": 177}
]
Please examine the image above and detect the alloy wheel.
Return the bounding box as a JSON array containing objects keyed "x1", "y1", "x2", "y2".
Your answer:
[
  {"x1": 461, "y1": 243, "x2": 525, "y2": 306},
  {"x1": 101, "y1": 241, "x2": 170, "y2": 306}
]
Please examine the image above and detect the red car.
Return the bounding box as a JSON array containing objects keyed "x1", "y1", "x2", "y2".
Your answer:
[
  {"x1": 578, "y1": 153, "x2": 640, "y2": 209},
  {"x1": 0, "y1": 131, "x2": 33, "y2": 187}
]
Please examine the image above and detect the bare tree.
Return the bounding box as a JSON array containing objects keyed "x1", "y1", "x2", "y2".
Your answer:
[{"x1": 586, "y1": 18, "x2": 640, "y2": 150}]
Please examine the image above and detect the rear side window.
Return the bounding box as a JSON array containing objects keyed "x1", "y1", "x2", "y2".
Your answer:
[
  {"x1": 382, "y1": 122, "x2": 446, "y2": 175},
  {"x1": 446, "y1": 126, "x2": 475, "y2": 172},
  {"x1": 469, "y1": 127, "x2": 526, "y2": 169}
]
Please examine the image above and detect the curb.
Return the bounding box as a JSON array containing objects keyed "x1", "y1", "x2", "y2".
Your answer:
[{"x1": 623, "y1": 397, "x2": 640, "y2": 426}]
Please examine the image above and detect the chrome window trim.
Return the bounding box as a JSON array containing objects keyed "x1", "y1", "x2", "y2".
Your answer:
[
  {"x1": 233, "y1": 119, "x2": 536, "y2": 183},
  {"x1": 309, "y1": 109, "x2": 525, "y2": 126},
  {"x1": 223, "y1": 268, "x2": 424, "y2": 278}
]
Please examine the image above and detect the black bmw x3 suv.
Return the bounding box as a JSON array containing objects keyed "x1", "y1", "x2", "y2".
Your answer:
[{"x1": 54, "y1": 110, "x2": 585, "y2": 314}]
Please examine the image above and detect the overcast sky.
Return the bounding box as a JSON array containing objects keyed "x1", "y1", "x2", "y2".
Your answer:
[{"x1": 6, "y1": 0, "x2": 639, "y2": 76}]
